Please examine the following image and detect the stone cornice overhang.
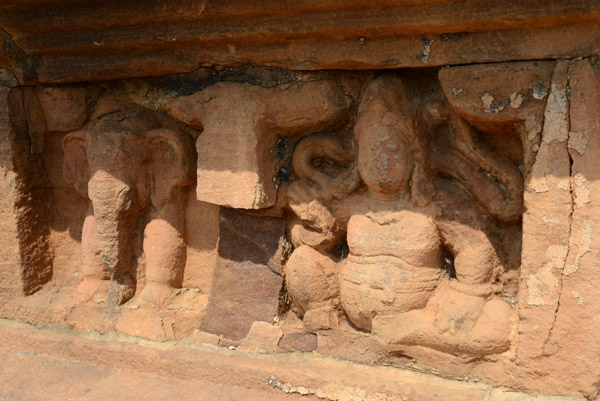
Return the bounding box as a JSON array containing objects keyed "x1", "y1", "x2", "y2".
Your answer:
[{"x1": 0, "y1": 0, "x2": 599, "y2": 84}]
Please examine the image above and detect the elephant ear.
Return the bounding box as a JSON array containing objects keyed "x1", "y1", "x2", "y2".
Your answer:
[
  {"x1": 146, "y1": 128, "x2": 195, "y2": 209},
  {"x1": 62, "y1": 131, "x2": 90, "y2": 198}
]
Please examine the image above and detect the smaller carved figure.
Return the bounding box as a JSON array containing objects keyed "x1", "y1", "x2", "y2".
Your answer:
[
  {"x1": 284, "y1": 74, "x2": 522, "y2": 355},
  {"x1": 63, "y1": 102, "x2": 195, "y2": 308}
]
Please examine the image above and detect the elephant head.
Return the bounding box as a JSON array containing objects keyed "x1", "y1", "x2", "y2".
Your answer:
[{"x1": 63, "y1": 104, "x2": 195, "y2": 305}]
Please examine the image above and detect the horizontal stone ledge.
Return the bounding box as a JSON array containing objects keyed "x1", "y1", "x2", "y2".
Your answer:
[
  {"x1": 1, "y1": 23, "x2": 597, "y2": 84},
  {"x1": 1, "y1": 0, "x2": 599, "y2": 83},
  {"x1": 3, "y1": 0, "x2": 597, "y2": 40}
]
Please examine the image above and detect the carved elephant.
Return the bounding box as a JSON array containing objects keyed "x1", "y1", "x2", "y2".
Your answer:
[{"x1": 63, "y1": 104, "x2": 195, "y2": 307}]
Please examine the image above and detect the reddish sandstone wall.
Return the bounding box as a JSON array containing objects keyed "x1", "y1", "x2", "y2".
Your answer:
[{"x1": 1, "y1": 3, "x2": 600, "y2": 400}]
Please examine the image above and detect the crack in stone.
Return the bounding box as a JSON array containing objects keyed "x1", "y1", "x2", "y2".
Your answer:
[
  {"x1": 158, "y1": 311, "x2": 167, "y2": 339},
  {"x1": 541, "y1": 61, "x2": 574, "y2": 358}
]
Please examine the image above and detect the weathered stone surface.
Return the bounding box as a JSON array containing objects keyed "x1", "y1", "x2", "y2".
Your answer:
[
  {"x1": 278, "y1": 331, "x2": 318, "y2": 353},
  {"x1": 538, "y1": 58, "x2": 600, "y2": 398},
  {"x1": 199, "y1": 208, "x2": 285, "y2": 340},
  {"x1": 278, "y1": 312, "x2": 318, "y2": 353},
  {"x1": 61, "y1": 103, "x2": 196, "y2": 307},
  {"x1": 516, "y1": 61, "x2": 573, "y2": 372},
  {"x1": 438, "y1": 61, "x2": 554, "y2": 172},
  {"x1": 1, "y1": 1, "x2": 599, "y2": 83},
  {"x1": 186, "y1": 78, "x2": 357, "y2": 209},
  {"x1": 0, "y1": 86, "x2": 53, "y2": 297},
  {"x1": 6, "y1": 321, "x2": 579, "y2": 401},
  {"x1": 34, "y1": 87, "x2": 94, "y2": 133},
  {"x1": 286, "y1": 72, "x2": 521, "y2": 359},
  {"x1": 1, "y1": 35, "x2": 600, "y2": 399},
  {"x1": 238, "y1": 321, "x2": 283, "y2": 353}
]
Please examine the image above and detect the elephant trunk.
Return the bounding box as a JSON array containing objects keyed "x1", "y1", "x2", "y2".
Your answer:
[{"x1": 88, "y1": 171, "x2": 140, "y2": 305}]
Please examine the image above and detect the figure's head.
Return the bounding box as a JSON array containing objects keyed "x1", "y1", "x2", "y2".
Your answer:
[{"x1": 354, "y1": 75, "x2": 422, "y2": 198}]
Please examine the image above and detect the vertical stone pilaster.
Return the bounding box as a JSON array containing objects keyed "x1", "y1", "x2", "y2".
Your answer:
[
  {"x1": 0, "y1": 85, "x2": 53, "y2": 297},
  {"x1": 516, "y1": 61, "x2": 572, "y2": 369},
  {"x1": 539, "y1": 58, "x2": 600, "y2": 398}
]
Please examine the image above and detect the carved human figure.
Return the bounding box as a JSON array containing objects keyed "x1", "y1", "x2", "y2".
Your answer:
[
  {"x1": 63, "y1": 103, "x2": 195, "y2": 307},
  {"x1": 285, "y1": 74, "x2": 523, "y2": 355}
]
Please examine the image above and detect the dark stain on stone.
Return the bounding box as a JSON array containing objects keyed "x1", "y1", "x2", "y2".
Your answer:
[
  {"x1": 441, "y1": 32, "x2": 468, "y2": 41},
  {"x1": 150, "y1": 65, "x2": 300, "y2": 97},
  {"x1": 275, "y1": 137, "x2": 291, "y2": 161},
  {"x1": 277, "y1": 167, "x2": 291, "y2": 181}
]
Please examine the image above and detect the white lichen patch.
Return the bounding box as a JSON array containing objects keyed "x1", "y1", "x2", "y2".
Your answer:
[
  {"x1": 565, "y1": 220, "x2": 595, "y2": 276},
  {"x1": 571, "y1": 291, "x2": 585, "y2": 305},
  {"x1": 527, "y1": 245, "x2": 568, "y2": 306},
  {"x1": 567, "y1": 131, "x2": 588, "y2": 155},
  {"x1": 542, "y1": 216, "x2": 560, "y2": 224},
  {"x1": 532, "y1": 81, "x2": 548, "y2": 100},
  {"x1": 481, "y1": 93, "x2": 504, "y2": 114},
  {"x1": 508, "y1": 92, "x2": 524, "y2": 108},
  {"x1": 481, "y1": 93, "x2": 493, "y2": 108},
  {"x1": 556, "y1": 179, "x2": 570, "y2": 190},
  {"x1": 572, "y1": 173, "x2": 590, "y2": 206},
  {"x1": 528, "y1": 146, "x2": 549, "y2": 193},
  {"x1": 452, "y1": 88, "x2": 463, "y2": 96},
  {"x1": 526, "y1": 120, "x2": 542, "y2": 141},
  {"x1": 416, "y1": 38, "x2": 433, "y2": 63},
  {"x1": 542, "y1": 83, "x2": 568, "y2": 144}
]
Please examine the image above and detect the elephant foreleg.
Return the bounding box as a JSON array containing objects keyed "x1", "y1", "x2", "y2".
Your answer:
[
  {"x1": 76, "y1": 202, "x2": 110, "y2": 302},
  {"x1": 139, "y1": 194, "x2": 187, "y2": 309}
]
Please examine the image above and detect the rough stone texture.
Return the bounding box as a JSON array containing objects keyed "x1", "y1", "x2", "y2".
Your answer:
[
  {"x1": 4, "y1": 320, "x2": 585, "y2": 401},
  {"x1": 285, "y1": 72, "x2": 522, "y2": 360},
  {"x1": 539, "y1": 58, "x2": 600, "y2": 398},
  {"x1": 278, "y1": 312, "x2": 318, "y2": 353},
  {"x1": 199, "y1": 208, "x2": 285, "y2": 340},
  {"x1": 0, "y1": 86, "x2": 53, "y2": 298},
  {"x1": 189, "y1": 78, "x2": 357, "y2": 209},
  {"x1": 438, "y1": 61, "x2": 554, "y2": 174},
  {"x1": 1, "y1": 7, "x2": 600, "y2": 396},
  {"x1": 516, "y1": 61, "x2": 573, "y2": 374},
  {"x1": 61, "y1": 104, "x2": 197, "y2": 307},
  {"x1": 0, "y1": 1, "x2": 599, "y2": 83},
  {"x1": 238, "y1": 321, "x2": 283, "y2": 353}
]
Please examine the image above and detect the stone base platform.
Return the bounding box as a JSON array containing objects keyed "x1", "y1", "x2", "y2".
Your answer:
[{"x1": 0, "y1": 319, "x2": 584, "y2": 401}]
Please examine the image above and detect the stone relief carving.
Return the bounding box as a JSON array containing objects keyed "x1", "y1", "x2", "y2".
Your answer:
[
  {"x1": 62, "y1": 102, "x2": 196, "y2": 307},
  {"x1": 284, "y1": 73, "x2": 524, "y2": 355},
  {"x1": 49, "y1": 71, "x2": 525, "y2": 355},
  {"x1": 5, "y1": 59, "x2": 599, "y2": 398}
]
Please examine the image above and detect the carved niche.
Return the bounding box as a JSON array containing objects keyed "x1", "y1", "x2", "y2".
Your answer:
[
  {"x1": 283, "y1": 71, "x2": 524, "y2": 357},
  {"x1": 62, "y1": 102, "x2": 197, "y2": 307}
]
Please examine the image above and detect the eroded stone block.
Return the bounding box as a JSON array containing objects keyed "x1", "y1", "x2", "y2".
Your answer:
[
  {"x1": 516, "y1": 61, "x2": 573, "y2": 370},
  {"x1": 199, "y1": 207, "x2": 285, "y2": 340},
  {"x1": 0, "y1": 86, "x2": 53, "y2": 297},
  {"x1": 164, "y1": 77, "x2": 360, "y2": 209},
  {"x1": 537, "y1": 58, "x2": 600, "y2": 398}
]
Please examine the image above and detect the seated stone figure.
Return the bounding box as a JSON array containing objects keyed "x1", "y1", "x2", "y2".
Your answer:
[{"x1": 284, "y1": 74, "x2": 523, "y2": 355}]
